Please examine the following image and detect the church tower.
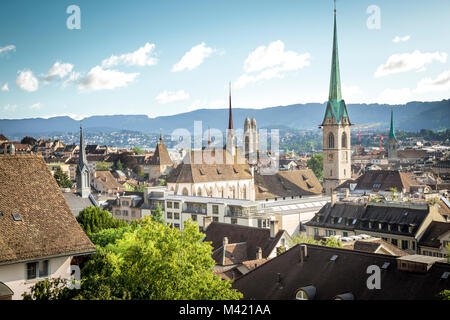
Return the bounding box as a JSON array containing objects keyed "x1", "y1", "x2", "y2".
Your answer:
[
  {"x1": 225, "y1": 82, "x2": 236, "y2": 158},
  {"x1": 321, "y1": 3, "x2": 351, "y2": 195},
  {"x1": 387, "y1": 108, "x2": 398, "y2": 159},
  {"x1": 76, "y1": 124, "x2": 91, "y2": 198}
]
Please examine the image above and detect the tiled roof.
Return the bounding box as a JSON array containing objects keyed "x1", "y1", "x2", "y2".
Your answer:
[
  {"x1": 149, "y1": 141, "x2": 173, "y2": 166},
  {"x1": 93, "y1": 171, "x2": 124, "y2": 191},
  {"x1": 166, "y1": 150, "x2": 252, "y2": 183},
  {"x1": 232, "y1": 244, "x2": 450, "y2": 300},
  {"x1": 0, "y1": 154, "x2": 96, "y2": 265},
  {"x1": 306, "y1": 202, "x2": 430, "y2": 237},
  {"x1": 63, "y1": 193, "x2": 96, "y2": 217},
  {"x1": 343, "y1": 238, "x2": 409, "y2": 256},
  {"x1": 204, "y1": 222, "x2": 285, "y2": 264},
  {"x1": 338, "y1": 170, "x2": 419, "y2": 192},
  {"x1": 254, "y1": 169, "x2": 322, "y2": 200},
  {"x1": 418, "y1": 221, "x2": 450, "y2": 248}
]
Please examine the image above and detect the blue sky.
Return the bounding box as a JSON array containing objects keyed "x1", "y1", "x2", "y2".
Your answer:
[{"x1": 0, "y1": 0, "x2": 449, "y2": 120}]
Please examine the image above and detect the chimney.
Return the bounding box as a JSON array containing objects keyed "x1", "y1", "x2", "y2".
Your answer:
[
  {"x1": 300, "y1": 244, "x2": 308, "y2": 263},
  {"x1": 344, "y1": 188, "x2": 350, "y2": 199},
  {"x1": 203, "y1": 216, "x2": 212, "y2": 231},
  {"x1": 256, "y1": 247, "x2": 262, "y2": 260},
  {"x1": 223, "y1": 236, "x2": 229, "y2": 246},
  {"x1": 269, "y1": 219, "x2": 279, "y2": 238},
  {"x1": 222, "y1": 237, "x2": 229, "y2": 266},
  {"x1": 331, "y1": 191, "x2": 337, "y2": 206}
]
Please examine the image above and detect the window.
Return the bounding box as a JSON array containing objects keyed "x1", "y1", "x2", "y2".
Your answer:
[
  {"x1": 122, "y1": 210, "x2": 128, "y2": 216},
  {"x1": 167, "y1": 202, "x2": 172, "y2": 208},
  {"x1": 26, "y1": 260, "x2": 49, "y2": 280},
  {"x1": 131, "y1": 211, "x2": 136, "y2": 217},
  {"x1": 295, "y1": 290, "x2": 308, "y2": 300},
  {"x1": 212, "y1": 205, "x2": 219, "y2": 215},
  {"x1": 314, "y1": 228, "x2": 319, "y2": 236},
  {"x1": 191, "y1": 214, "x2": 197, "y2": 222},
  {"x1": 167, "y1": 212, "x2": 173, "y2": 219},
  {"x1": 174, "y1": 202, "x2": 179, "y2": 209},
  {"x1": 392, "y1": 239, "x2": 398, "y2": 247},
  {"x1": 231, "y1": 218, "x2": 238, "y2": 224},
  {"x1": 122, "y1": 201, "x2": 129, "y2": 206},
  {"x1": 343, "y1": 232, "x2": 348, "y2": 237},
  {"x1": 115, "y1": 210, "x2": 121, "y2": 216},
  {"x1": 328, "y1": 133, "x2": 335, "y2": 149},
  {"x1": 174, "y1": 212, "x2": 180, "y2": 220},
  {"x1": 174, "y1": 223, "x2": 180, "y2": 229},
  {"x1": 341, "y1": 132, "x2": 347, "y2": 148},
  {"x1": 401, "y1": 240, "x2": 408, "y2": 250},
  {"x1": 213, "y1": 217, "x2": 219, "y2": 222}
]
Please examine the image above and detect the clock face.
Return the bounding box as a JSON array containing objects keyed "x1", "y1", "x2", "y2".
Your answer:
[{"x1": 328, "y1": 152, "x2": 334, "y2": 161}]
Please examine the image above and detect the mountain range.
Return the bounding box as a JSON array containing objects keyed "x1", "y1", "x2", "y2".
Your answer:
[{"x1": 1, "y1": 99, "x2": 449, "y2": 136}]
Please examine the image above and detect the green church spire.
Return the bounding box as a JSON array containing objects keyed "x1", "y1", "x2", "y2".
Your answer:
[
  {"x1": 328, "y1": 6, "x2": 342, "y2": 102},
  {"x1": 389, "y1": 108, "x2": 397, "y2": 142}
]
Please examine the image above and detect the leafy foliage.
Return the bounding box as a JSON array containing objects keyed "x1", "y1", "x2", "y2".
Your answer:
[
  {"x1": 76, "y1": 206, "x2": 128, "y2": 234},
  {"x1": 22, "y1": 278, "x2": 73, "y2": 300},
  {"x1": 151, "y1": 204, "x2": 165, "y2": 224},
  {"x1": 53, "y1": 166, "x2": 73, "y2": 188},
  {"x1": 307, "y1": 153, "x2": 323, "y2": 180},
  {"x1": 95, "y1": 161, "x2": 111, "y2": 171},
  {"x1": 436, "y1": 290, "x2": 450, "y2": 300},
  {"x1": 289, "y1": 235, "x2": 342, "y2": 248}
]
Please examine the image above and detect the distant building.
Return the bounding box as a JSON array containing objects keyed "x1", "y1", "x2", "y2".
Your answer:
[
  {"x1": 387, "y1": 108, "x2": 398, "y2": 160},
  {"x1": 418, "y1": 221, "x2": 450, "y2": 258},
  {"x1": 0, "y1": 154, "x2": 95, "y2": 299},
  {"x1": 76, "y1": 125, "x2": 91, "y2": 198},
  {"x1": 92, "y1": 171, "x2": 125, "y2": 195},
  {"x1": 148, "y1": 134, "x2": 174, "y2": 180},
  {"x1": 320, "y1": 7, "x2": 351, "y2": 195},
  {"x1": 305, "y1": 201, "x2": 445, "y2": 254},
  {"x1": 232, "y1": 243, "x2": 449, "y2": 300}
]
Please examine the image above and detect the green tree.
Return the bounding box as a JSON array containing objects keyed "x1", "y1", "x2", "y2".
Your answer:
[
  {"x1": 307, "y1": 153, "x2": 323, "y2": 180},
  {"x1": 53, "y1": 166, "x2": 73, "y2": 188},
  {"x1": 132, "y1": 146, "x2": 145, "y2": 154},
  {"x1": 436, "y1": 290, "x2": 450, "y2": 300},
  {"x1": 22, "y1": 278, "x2": 73, "y2": 300},
  {"x1": 76, "y1": 206, "x2": 128, "y2": 234},
  {"x1": 96, "y1": 161, "x2": 111, "y2": 171},
  {"x1": 151, "y1": 204, "x2": 165, "y2": 224},
  {"x1": 289, "y1": 235, "x2": 342, "y2": 248},
  {"x1": 112, "y1": 159, "x2": 123, "y2": 171},
  {"x1": 76, "y1": 218, "x2": 241, "y2": 300}
]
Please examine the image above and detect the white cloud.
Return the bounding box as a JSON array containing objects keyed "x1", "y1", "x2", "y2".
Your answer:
[
  {"x1": 62, "y1": 72, "x2": 82, "y2": 88},
  {"x1": 29, "y1": 102, "x2": 42, "y2": 110},
  {"x1": 16, "y1": 70, "x2": 39, "y2": 92},
  {"x1": 3, "y1": 104, "x2": 17, "y2": 111},
  {"x1": 156, "y1": 90, "x2": 190, "y2": 104},
  {"x1": 377, "y1": 88, "x2": 412, "y2": 104},
  {"x1": 45, "y1": 61, "x2": 74, "y2": 81},
  {"x1": 79, "y1": 66, "x2": 139, "y2": 91},
  {"x1": 0, "y1": 44, "x2": 15, "y2": 55},
  {"x1": 235, "y1": 40, "x2": 311, "y2": 88},
  {"x1": 393, "y1": 35, "x2": 410, "y2": 43},
  {"x1": 416, "y1": 70, "x2": 450, "y2": 93},
  {"x1": 172, "y1": 42, "x2": 215, "y2": 72},
  {"x1": 101, "y1": 42, "x2": 158, "y2": 68},
  {"x1": 1, "y1": 83, "x2": 8, "y2": 91},
  {"x1": 374, "y1": 50, "x2": 447, "y2": 78}
]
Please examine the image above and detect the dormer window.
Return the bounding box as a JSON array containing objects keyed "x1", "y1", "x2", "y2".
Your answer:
[{"x1": 295, "y1": 286, "x2": 316, "y2": 300}]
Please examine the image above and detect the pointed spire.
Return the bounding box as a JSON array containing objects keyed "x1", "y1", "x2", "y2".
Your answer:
[
  {"x1": 208, "y1": 126, "x2": 211, "y2": 145},
  {"x1": 389, "y1": 108, "x2": 397, "y2": 141},
  {"x1": 79, "y1": 122, "x2": 87, "y2": 165},
  {"x1": 228, "y1": 82, "x2": 233, "y2": 130},
  {"x1": 328, "y1": 1, "x2": 342, "y2": 102}
]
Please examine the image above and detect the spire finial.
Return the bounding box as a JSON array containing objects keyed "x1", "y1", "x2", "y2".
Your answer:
[
  {"x1": 159, "y1": 128, "x2": 162, "y2": 142},
  {"x1": 228, "y1": 82, "x2": 233, "y2": 130},
  {"x1": 334, "y1": 0, "x2": 336, "y2": 14},
  {"x1": 208, "y1": 125, "x2": 211, "y2": 145}
]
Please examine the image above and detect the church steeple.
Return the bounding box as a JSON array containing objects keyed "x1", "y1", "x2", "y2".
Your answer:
[
  {"x1": 76, "y1": 123, "x2": 91, "y2": 198},
  {"x1": 328, "y1": 3, "x2": 342, "y2": 102},
  {"x1": 228, "y1": 82, "x2": 233, "y2": 130},
  {"x1": 389, "y1": 108, "x2": 397, "y2": 142}
]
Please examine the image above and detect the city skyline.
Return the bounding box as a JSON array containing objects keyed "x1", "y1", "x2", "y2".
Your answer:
[{"x1": 0, "y1": 0, "x2": 449, "y2": 120}]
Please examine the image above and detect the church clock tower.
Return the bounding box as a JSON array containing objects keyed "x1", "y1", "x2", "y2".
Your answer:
[{"x1": 321, "y1": 3, "x2": 351, "y2": 195}]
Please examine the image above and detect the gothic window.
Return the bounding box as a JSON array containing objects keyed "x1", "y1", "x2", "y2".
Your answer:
[
  {"x1": 328, "y1": 133, "x2": 335, "y2": 149},
  {"x1": 182, "y1": 188, "x2": 189, "y2": 196},
  {"x1": 197, "y1": 187, "x2": 202, "y2": 196},
  {"x1": 341, "y1": 132, "x2": 347, "y2": 148},
  {"x1": 243, "y1": 185, "x2": 247, "y2": 199}
]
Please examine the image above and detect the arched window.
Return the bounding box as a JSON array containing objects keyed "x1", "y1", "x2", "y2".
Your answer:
[
  {"x1": 328, "y1": 133, "x2": 335, "y2": 149},
  {"x1": 197, "y1": 187, "x2": 202, "y2": 196},
  {"x1": 341, "y1": 132, "x2": 347, "y2": 148},
  {"x1": 182, "y1": 188, "x2": 189, "y2": 196},
  {"x1": 243, "y1": 185, "x2": 247, "y2": 199}
]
